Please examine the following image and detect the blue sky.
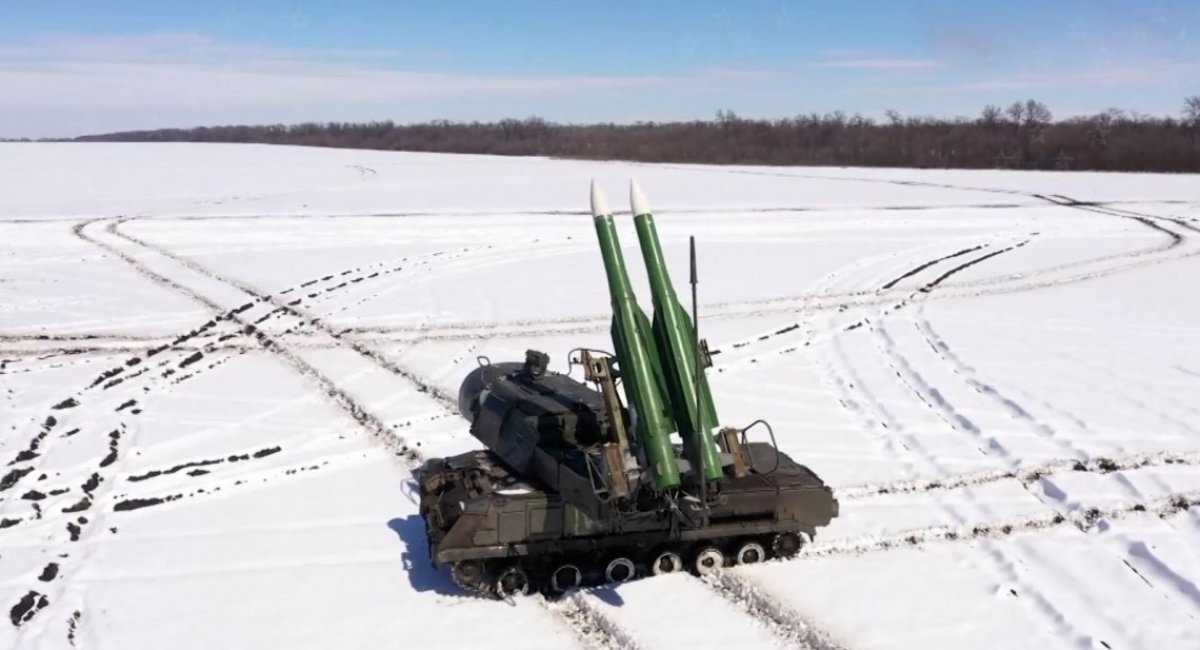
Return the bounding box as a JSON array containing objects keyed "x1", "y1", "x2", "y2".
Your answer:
[{"x1": 2, "y1": 0, "x2": 1198, "y2": 137}]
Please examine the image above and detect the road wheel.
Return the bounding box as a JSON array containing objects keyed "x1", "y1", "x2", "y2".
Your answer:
[
  {"x1": 692, "y1": 546, "x2": 725, "y2": 576},
  {"x1": 604, "y1": 556, "x2": 636, "y2": 583},
  {"x1": 734, "y1": 541, "x2": 767, "y2": 565},
  {"x1": 650, "y1": 550, "x2": 684, "y2": 576},
  {"x1": 771, "y1": 532, "x2": 803, "y2": 559},
  {"x1": 550, "y1": 563, "x2": 583, "y2": 593},
  {"x1": 495, "y1": 565, "x2": 531, "y2": 598},
  {"x1": 451, "y1": 560, "x2": 486, "y2": 593}
]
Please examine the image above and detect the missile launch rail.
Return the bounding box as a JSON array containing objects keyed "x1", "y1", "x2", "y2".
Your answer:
[{"x1": 415, "y1": 182, "x2": 838, "y2": 597}]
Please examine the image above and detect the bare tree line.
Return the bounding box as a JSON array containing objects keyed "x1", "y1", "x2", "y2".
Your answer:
[{"x1": 60, "y1": 97, "x2": 1200, "y2": 172}]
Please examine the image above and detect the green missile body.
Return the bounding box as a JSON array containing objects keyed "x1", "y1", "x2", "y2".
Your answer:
[
  {"x1": 629, "y1": 181, "x2": 725, "y2": 482},
  {"x1": 590, "y1": 181, "x2": 681, "y2": 490}
]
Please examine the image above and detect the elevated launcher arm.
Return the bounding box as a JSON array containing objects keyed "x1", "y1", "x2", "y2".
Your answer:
[{"x1": 589, "y1": 181, "x2": 749, "y2": 497}]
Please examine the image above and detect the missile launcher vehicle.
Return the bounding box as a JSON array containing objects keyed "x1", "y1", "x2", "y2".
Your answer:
[{"x1": 415, "y1": 181, "x2": 838, "y2": 597}]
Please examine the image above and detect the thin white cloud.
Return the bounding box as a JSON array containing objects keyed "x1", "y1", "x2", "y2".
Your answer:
[
  {"x1": 0, "y1": 32, "x2": 442, "y2": 65},
  {"x1": 0, "y1": 60, "x2": 669, "y2": 112},
  {"x1": 952, "y1": 59, "x2": 1200, "y2": 92},
  {"x1": 0, "y1": 32, "x2": 681, "y2": 117},
  {"x1": 816, "y1": 58, "x2": 943, "y2": 70},
  {"x1": 0, "y1": 32, "x2": 809, "y2": 137}
]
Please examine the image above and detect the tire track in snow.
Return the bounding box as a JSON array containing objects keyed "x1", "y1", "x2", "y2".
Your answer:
[
  {"x1": 9, "y1": 197, "x2": 1198, "y2": 224},
  {"x1": 909, "y1": 313, "x2": 1192, "y2": 514},
  {"x1": 788, "y1": 235, "x2": 1114, "y2": 640},
  {"x1": 644, "y1": 165, "x2": 1200, "y2": 360},
  {"x1": 8, "y1": 204, "x2": 1186, "y2": 367},
  {"x1": 873, "y1": 242, "x2": 1200, "y2": 633},
  {"x1": 2, "y1": 222, "x2": 509, "y2": 636},
  {"x1": 750, "y1": 232, "x2": 1088, "y2": 642},
  {"x1": 102, "y1": 220, "x2": 634, "y2": 650},
  {"x1": 702, "y1": 572, "x2": 848, "y2": 650},
  {"x1": 832, "y1": 323, "x2": 1093, "y2": 640},
  {"x1": 1040, "y1": 194, "x2": 1200, "y2": 235},
  {"x1": 712, "y1": 239, "x2": 1032, "y2": 360},
  {"x1": 838, "y1": 450, "x2": 1200, "y2": 499},
  {"x1": 0, "y1": 226, "x2": 250, "y2": 503},
  {"x1": 800, "y1": 250, "x2": 934, "y2": 475},
  {"x1": 853, "y1": 219, "x2": 1200, "y2": 634},
  {"x1": 547, "y1": 594, "x2": 645, "y2": 650},
  {"x1": 6, "y1": 220, "x2": 435, "y2": 642},
  {"x1": 0, "y1": 349, "x2": 131, "y2": 376},
  {"x1": 857, "y1": 240, "x2": 1046, "y2": 468},
  {"x1": 809, "y1": 490, "x2": 1200, "y2": 559},
  {"x1": 872, "y1": 319, "x2": 1013, "y2": 462},
  {"x1": 109, "y1": 217, "x2": 452, "y2": 408},
  {"x1": 879, "y1": 244, "x2": 987, "y2": 290},
  {"x1": 782, "y1": 202, "x2": 1200, "y2": 633},
  {"x1": 1, "y1": 233, "x2": 474, "y2": 512},
  {"x1": 915, "y1": 315, "x2": 1091, "y2": 450},
  {"x1": 1045, "y1": 346, "x2": 1200, "y2": 435},
  {"x1": 4, "y1": 218, "x2": 440, "y2": 502}
]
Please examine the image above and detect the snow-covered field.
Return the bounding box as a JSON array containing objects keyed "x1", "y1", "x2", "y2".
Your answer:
[{"x1": 2, "y1": 142, "x2": 1200, "y2": 649}]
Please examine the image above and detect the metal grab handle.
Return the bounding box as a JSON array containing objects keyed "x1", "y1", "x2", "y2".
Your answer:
[{"x1": 739, "y1": 419, "x2": 780, "y2": 475}]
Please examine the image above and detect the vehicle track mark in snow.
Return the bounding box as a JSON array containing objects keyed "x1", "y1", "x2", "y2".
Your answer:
[
  {"x1": 3, "y1": 220, "x2": 443, "y2": 635},
  {"x1": 839, "y1": 450, "x2": 1200, "y2": 499},
  {"x1": 912, "y1": 314, "x2": 1124, "y2": 467},
  {"x1": 101, "y1": 221, "x2": 637, "y2": 650},
  {"x1": 1041, "y1": 194, "x2": 1200, "y2": 236},
  {"x1": 1126, "y1": 540, "x2": 1200, "y2": 613},
  {"x1": 346, "y1": 164, "x2": 378, "y2": 178},
  {"x1": 808, "y1": 490, "x2": 1200, "y2": 559},
  {"x1": 716, "y1": 239, "x2": 1030, "y2": 361},
  {"x1": 1030, "y1": 342, "x2": 1200, "y2": 436},
  {"x1": 880, "y1": 244, "x2": 986, "y2": 290},
  {"x1": 548, "y1": 593, "x2": 645, "y2": 650},
  {"x1": 978, "y1": 538, "x2": 1094, "y2": 646},
  {"x1": 784, "y1": 240, "x2": 1030, "y2": 478},
  {"x1": 840, "y1": 320, "x2": 1084, "y2": 636},
  {"x1": 1008, "y1": 534, "x2": 1144, "y2": 648},
  {"x1": 10, "y1": 198, "x2": 1197, "y2": 224},
  {"x1": 787, "y1": 246, "x2": 930, "y2": 473},
  {"x1": 110, "y1": 459, "x2": 333, "y2": 513},
  {"x1": 8, "y1": 221, "x2": 615, "y2": 650},
  {"x1": 790, "y1": 233, "x2": 1141, "y2": 641},
  {"x1": 825, "y1": 327, "x2": 941, "y2": 473},
  {"x1": 873, "y1": 319, "x2": 1004, "y2": 460},
  {"x1": 703, "y1": 572, "x2": 848, "y2": 650},
  {"x1": 110, "y1": 218, "x2": 458, "y2": 409},
  {"x1": 922, "y1": 242, "x2": 1030, "y2": 289},
  {"x1": 73, "y1": 219, "x2": 227, "y2": 312},
  {"x1": 1, "y1": 227, "x2": 507, "y2": 533},
  {"x1": 846, "y1": 244, "x2": 1200, "y2": 629}
]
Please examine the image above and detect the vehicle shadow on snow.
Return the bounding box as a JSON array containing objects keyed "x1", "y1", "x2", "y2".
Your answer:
[{"x1": 388, "y1": 514, "x2": 463, "y2": 597}]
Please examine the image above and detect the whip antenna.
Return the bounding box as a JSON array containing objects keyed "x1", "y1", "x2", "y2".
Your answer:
[{"x1": 690, "y1": 236, "x2": 710, "y2": 521}]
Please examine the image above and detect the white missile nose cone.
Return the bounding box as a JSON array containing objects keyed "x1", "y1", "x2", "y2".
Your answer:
[
  {"x1": 630, "y1": 179, "x2": 651, "y2": 216},
  {"x1": 590, "y1": 179, "x2": 611, "y2": 218}
]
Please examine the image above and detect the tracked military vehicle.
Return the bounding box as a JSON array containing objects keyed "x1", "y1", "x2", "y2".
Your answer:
[{"x1": 416, "y1": 181, "x2": 838, "y2": 597}]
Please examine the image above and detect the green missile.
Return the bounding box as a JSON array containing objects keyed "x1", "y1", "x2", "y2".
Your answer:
[
  {"x1": 629, "y1": 180, "x2": 725, "y2": 482},
  {"x1": 591, "y1": 181, "x2": 681, "y2": 490}
]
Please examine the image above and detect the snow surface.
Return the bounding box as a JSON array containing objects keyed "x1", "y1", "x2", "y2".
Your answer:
[{"x1": 2, "y1": 142, "x2": 1200, "y2": 649}]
